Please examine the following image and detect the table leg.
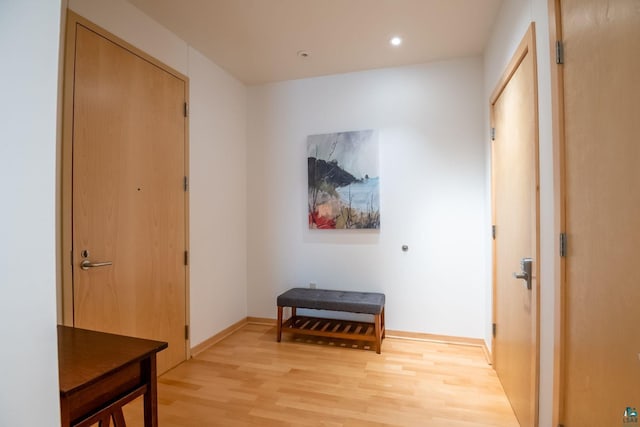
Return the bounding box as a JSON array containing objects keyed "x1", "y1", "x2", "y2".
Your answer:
[
  {"x1": 60, "y1": 397, "x2": 70, "y2": 426},
  {"x1": 142, "y1": 356, "x2": 159, "y2": 427}
]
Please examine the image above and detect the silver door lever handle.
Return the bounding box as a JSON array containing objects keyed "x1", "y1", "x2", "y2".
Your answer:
[
  {"x1": 80, "y1": 259, "x2": 113, "y2": 271},
  {"x1": 513, "y1": 257, "x2": 533, "y2": 290}
]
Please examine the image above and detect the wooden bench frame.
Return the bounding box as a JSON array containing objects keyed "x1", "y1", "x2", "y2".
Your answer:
[{"x1": 276, "y1": 291, "x2": 385, "y2": 354}]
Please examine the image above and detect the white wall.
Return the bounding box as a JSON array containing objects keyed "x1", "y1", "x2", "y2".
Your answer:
[
  {"x1": 188, "y1": 48, "x2": 247, "y2": 345},
  {"x1": 247, "y1": 58, "x2": 488, "y2": 339},
  {"x1": 483, "y1": 0, "x2": 556, "y2": 424},
  {"x1": 0, "y1": 0, "x2": 63, "y2": 424},
  {"x1": 67, "y1": 0, "x2": 248, "y2": 347}
]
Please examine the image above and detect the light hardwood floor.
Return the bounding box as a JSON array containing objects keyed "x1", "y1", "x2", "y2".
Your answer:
[{"x1": 124, "y1": 323, "x2": 518, "y2": 426}]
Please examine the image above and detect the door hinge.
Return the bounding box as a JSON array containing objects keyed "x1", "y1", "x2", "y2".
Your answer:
[
  {"x1": 185, "y1": 324, "x2": 190, "y2": 340},
  {"x1": 556, "y1": 40, "x2": 564, "y2": 64},
  {"x1": 184, "y1": 250, "x2": 189, "y2": 266},
  {"x1": 560, "y1": 232, "x2": 567, "y2": 257},
  {"x1": 490, "y1": 127, "x2": 496, "y2": 141},
  {"x1": 492, "y1": 323, "x2": 496, "y2": 338},
  {"x1": 183, "y1": 176, "x2": 189, "y2": 192},
  {"x1": 183, "y1": 102, "x2": 189, "y2": 117},
  {"x1": 492, "y1": 225, "x2": 496, "y2": 240}
]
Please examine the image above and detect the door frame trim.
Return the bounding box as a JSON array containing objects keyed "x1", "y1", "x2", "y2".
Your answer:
[
  {"x1": 547, "y1": 0, "x2": 566, "y2": 425},
  {"x1": 60, "y1": 10, "x2": 191, "y2": 356},
  {"x1": 489, "y1": 22, "x2": 540, "y2": 426}
]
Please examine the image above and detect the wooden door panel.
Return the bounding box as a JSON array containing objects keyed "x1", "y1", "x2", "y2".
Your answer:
[
  {"x1": 561, "y1": 0, "x2": 640, "y2": 424},
  {"x1": 72, "y1": 23, "x2": 187, "y2": 373},
  {"x1": 491, "y1": 25, "x2": 539, "y2": 427}
]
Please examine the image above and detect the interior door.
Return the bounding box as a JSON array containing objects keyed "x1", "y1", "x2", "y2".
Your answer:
[
  {"x1": 70, "y1": 20, "x2": 187, "y2": 373},
  {"x1": 491, "y1": 24, "x2": 539, "y2": 427},
  {"x1": 559, "y1": 0, "x2": 640, "y2": 424}
]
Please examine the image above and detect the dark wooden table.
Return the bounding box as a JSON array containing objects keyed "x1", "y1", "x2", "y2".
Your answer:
[{"x1": 58, "y1": 326, "x2": 168, "y2": 427}]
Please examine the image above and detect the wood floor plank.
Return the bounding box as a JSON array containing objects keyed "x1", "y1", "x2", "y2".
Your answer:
[{"x1": 122, "y1": 324, "x2": 518, "y2": 426}]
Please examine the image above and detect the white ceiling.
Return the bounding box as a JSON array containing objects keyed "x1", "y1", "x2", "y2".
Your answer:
[{"x1": 126, "y1": 0, "x2": 503, "y2": 86}]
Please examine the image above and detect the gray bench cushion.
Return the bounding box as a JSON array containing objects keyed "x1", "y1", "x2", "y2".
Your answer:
[{"x1": 277, "y1": 288, "x2": 385, "y2": 315}]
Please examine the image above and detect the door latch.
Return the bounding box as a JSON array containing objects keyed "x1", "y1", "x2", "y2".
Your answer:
[{"x1": 513, "y1": 257, "x2": 533, "y2": 290}]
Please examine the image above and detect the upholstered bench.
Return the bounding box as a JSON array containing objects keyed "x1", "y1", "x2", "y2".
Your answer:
[{"x1": 276, "y1": 288, "x2": 386, "y2": 353}]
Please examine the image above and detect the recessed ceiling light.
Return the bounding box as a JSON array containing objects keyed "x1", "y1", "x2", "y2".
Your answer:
[{"x1": 390, "y1": 36, "x2": 402, "y2": 47}]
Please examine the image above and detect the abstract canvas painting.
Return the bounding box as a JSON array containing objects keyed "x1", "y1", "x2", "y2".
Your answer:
[{"x1": 307, "y1": 130, "x2": 380, "y2": 229}]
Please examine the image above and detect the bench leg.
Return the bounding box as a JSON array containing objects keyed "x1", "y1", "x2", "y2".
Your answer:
[
  {"x1": 381, "y1": 307, "x2": 386, "y2": 339},
  {"x1": 374, "y1": 313, "x2": 382, "y2": 354},
  {"x1": 277, "y1": 306, "x2": 283, "y2": 342}
]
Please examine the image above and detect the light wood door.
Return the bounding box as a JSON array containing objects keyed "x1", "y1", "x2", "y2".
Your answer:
[
  {"x1": 71, "y1": 22, "x2": 187, "y2": 373},
  {"x1": 559, "y1": 0, "x2": 640, "y2": 424},
  {"x1": 491, "y1": 24, "x2": 539, "y2": 427}
]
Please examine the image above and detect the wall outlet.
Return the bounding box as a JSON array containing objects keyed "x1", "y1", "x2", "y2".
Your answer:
[{"x1": 309, "y1": 282, "x2": 316, "y2": 289}]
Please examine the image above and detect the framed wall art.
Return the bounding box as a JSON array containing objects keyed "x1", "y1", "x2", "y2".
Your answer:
[{"x1": 307, "y1": 130, "x2": 380, "y2": 229}]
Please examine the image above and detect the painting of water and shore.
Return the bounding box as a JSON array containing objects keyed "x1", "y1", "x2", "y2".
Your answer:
[{"x1": 307, "y1": 130, "x2": 380, "y2": 229}]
